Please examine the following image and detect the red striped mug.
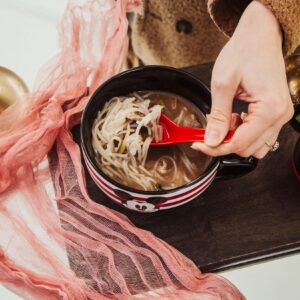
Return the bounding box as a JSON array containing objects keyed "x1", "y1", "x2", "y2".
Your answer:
[{"x1": 81, "y1": 66, "x2": 257, "y2": 212}]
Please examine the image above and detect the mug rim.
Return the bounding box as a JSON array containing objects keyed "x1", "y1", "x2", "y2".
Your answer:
[{"x1": 81, "y1": 65, "x2": 219, "y2": 195}]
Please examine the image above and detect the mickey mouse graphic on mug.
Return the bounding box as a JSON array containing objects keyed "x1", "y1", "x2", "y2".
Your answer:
[{"x1": 114, "y1": 189, "x2": 167, "y2": 212}]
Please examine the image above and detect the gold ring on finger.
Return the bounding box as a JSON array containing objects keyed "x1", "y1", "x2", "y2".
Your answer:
[{"x1": 265, "y1": 140, "x2": 279, "y2": 152}]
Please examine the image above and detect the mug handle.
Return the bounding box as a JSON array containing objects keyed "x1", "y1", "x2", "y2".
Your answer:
[{"x1": 216, "y1": 154, "x2": 258, "y2": 180}]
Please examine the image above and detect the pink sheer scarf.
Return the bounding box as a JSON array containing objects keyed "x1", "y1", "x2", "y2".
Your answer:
[{"x1": 0, "y1": 1, "x2": 244, "y2": 299}]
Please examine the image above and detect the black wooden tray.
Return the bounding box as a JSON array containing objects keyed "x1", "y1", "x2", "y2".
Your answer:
[{"x1": 63, "y1": 64, "x2": 300, "y2": 272}]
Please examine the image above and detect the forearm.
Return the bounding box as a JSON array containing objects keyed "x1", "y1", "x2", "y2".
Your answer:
[
  {"x1": 193, "y1": 1, "x2": 294, "y2": 158},
  {"x1": 258, "y1": 0, "x2": 300, "y2": 54},
  {"x1": 208, "y1": 0, "x2": 300, "y2": 55},
  {"x1": 233, "y1": 1, "x2": 282, "y2": 49}
]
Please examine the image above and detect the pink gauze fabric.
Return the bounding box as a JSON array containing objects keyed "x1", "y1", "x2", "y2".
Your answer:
[{"x1": 0, "y1": 1, "x2": 245, "y2": 299}]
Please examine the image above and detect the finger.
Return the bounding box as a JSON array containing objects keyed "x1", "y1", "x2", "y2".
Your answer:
[
  {"x1": 235, "y1": 126, "x2": 278, "y2": 157},
  {"x1": 191, "y1": 113, "x2": 243, "y2": 156},
  {"x1": 192, "y1": 115, "x2": 271, "y2": 157},
  {"x1": 235, "y1": 89, "x2": 249, "y2": 100},
  {"x1": 191, "y1": 141, "x2": 233, "y2": 157},
  {"x1": 235, "y1": 94, "x2": 253, "y2": 102},
  {"x1": 191, "y1": 125, "x2": 275, "y2": 157},
  {"x1": 230, "y1": 113, "x2": 243, "y2": 130},
  {"x1": 235, "y1": 87, "x2": 255, "y2": 102},
  {"x1": 226, "y1": 118, "x2": 275, "y2": 158},
  {"x1": 253, "y1": 133, "x2": 279, "y2": 159},
  {"x1": 252, "y1": 145, "x2": 272, "y2": 160},
  {"x1": 206, "y1": 73, "x2": 239, "y2": 147}
]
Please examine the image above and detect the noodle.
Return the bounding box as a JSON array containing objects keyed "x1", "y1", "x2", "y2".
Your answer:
[
  {"x1": 92, "y1": 95, "x2": 163, "y2": 190},
  {"x1": 91, "y1": 91, "x2": 211, "y2": 191}
]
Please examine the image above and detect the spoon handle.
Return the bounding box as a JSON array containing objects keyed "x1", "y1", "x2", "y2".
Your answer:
[
  {"x1": 151, "y1": 113, "x2": 235, "y2": 146},
  {"x1": 151, "y1": 128, "x2": 234, "y2": 146},
  {"x1": 174, "y1": 127, "x2": 234, "y2": 144}
]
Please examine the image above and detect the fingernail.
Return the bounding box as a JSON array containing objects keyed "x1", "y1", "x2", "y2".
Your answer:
[{"x1": 205, "y1": 130, "x2": 221, "y2": 146}]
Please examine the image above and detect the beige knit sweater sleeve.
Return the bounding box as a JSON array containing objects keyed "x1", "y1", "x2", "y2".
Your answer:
[{"x1": 207, "y1": 0, "x2": 300, "y2": 55}]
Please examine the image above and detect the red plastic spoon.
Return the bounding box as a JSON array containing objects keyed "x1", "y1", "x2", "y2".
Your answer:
[{"x1": 151, "y1": 113, "x2": 234, "y2": 146}]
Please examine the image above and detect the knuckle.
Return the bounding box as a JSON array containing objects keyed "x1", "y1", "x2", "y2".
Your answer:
[
  {"x1": 211, "y1": 78, "x2": 230, "y2": 92},
  {"x1": 265, "y1": 95, "x2": 294, "y2": 121},
  {"x1": 209, "y1": 108, "x2": 230, "y2": 124}
]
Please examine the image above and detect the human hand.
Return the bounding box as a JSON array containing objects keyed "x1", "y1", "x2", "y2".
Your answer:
[{"x1": 192, "y1": 1, "x2": 294, "y2": 159}]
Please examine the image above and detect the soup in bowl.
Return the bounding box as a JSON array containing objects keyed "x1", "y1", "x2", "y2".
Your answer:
[
  {"x1": 91, "y1": 90, "x2": 212, "y2": 191},
  {"x1": 81, "y1": 66, "x2": 257, "y2": 212}
]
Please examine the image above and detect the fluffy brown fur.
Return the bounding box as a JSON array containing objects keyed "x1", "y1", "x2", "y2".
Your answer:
[{"x1": 129, "y1": 0, "x2": 300, "y2": 67}]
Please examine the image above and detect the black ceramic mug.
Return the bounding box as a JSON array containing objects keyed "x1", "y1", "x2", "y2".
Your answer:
[{"x1": 81, "y1": 66, "x2": 257, "y2": 212}]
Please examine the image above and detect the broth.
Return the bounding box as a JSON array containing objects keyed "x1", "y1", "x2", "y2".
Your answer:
[
  {"x1": 91, "y1": 91, "x2": 212, "y2": 191},
  {"x1": 142, "y1": 91, "x2": 212, "y2": 189}
]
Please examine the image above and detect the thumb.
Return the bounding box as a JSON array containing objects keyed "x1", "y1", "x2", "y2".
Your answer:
[{"x1": 205, "y1": 77, "x2": 238, "y2": 147}]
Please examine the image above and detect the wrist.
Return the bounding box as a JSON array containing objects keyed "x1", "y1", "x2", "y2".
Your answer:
[{"x1": 236, "y1": 1, "x2": 282, "y2": 44}]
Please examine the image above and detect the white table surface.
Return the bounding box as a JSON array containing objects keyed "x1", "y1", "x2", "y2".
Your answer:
[{"x1": 0, "y1": 1, "x2": 300, "y2": 299}]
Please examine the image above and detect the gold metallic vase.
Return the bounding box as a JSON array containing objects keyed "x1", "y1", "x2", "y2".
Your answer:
[
  {"x1": 285, "y1": 54, "x2": 300, "y2": 132},
  {"x1": 0, "y1": 66, "x2": 28, "y2": 113}
]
